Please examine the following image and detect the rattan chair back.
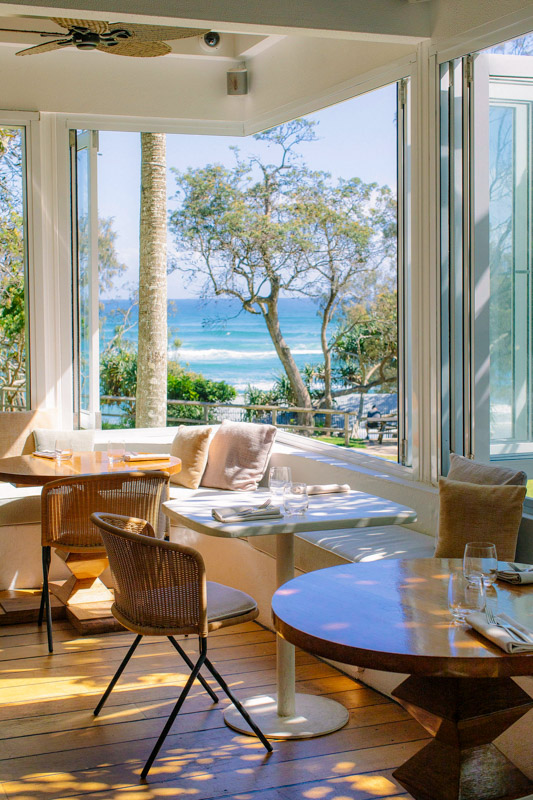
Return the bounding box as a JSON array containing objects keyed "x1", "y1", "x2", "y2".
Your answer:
[
  {"x1": 41, "y1": 471, "x2": 168, "y2": 552},
  {"x1": 91, "y1": 512, "x2": 208, "y2": 637}
]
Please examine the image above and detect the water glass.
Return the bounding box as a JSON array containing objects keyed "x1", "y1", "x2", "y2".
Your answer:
[
  {"x1": 448, "y1": 572, "x2": 485, "y2": 624},
  {"x1": 269, "y1": 466, "x2": 292, "y2": 501},
  {"x1": 283, "y1": 482, "x2": 309, "y2": 516},
  {"x1": 54, "y1": 437, "x2": 72, "y2": 462},
  {"x1": 107, "y1": 440, "x2": 126, "y2": 465},
  {"x1": 463, "y1": 541, "x2": 498, "y2": 586}
]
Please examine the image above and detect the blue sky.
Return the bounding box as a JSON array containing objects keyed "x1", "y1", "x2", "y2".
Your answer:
[{"x1": 96, "y1": 82, "x2": 398, "y2": 298}]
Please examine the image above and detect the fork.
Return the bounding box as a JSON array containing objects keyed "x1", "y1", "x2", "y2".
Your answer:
[{"x1": 485, "y1": 607, "x2": 530, "y2": 643}]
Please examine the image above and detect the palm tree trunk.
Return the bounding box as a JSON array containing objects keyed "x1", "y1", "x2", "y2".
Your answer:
[{"x1": 136, "y1": 132, "x2": 167, "y2": 428}]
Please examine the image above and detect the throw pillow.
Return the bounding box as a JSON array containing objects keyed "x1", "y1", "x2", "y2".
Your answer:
[
  {"x1": 434, "y1": 477, "x2": 526, "y2": 560},
  {"x1": 33, "y1": 428, "x2": 95, "y2": 452},
  {"x1": 447, "y1": 453, "x2": 527, "y2": 486},
  {"x1": 201, "y1": 420, "x2": 277, "y2": 491},
  {"x1": 170, "y1": 425, "x2": 214, "y2": 489}
]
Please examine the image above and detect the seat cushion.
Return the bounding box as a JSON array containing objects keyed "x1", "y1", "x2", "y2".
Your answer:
[
  {"x1": 207, "y1": 580, "x2": 257, "y2": 622},
  {"x1": 170, "y1": 425, "x2": 213, "y2": 489},
  {"x1": 0, "y1": 482, "x2": 42, "y2": 525},
  {"x1": 297, "y1": 525, "x2": 435, "y2": 564},
  {"x1": 435, "y1": 477, "x2": 526, "y2": 560},
  {"x1": 0, "y1": 409, "x2": 57, "y2": 458},
  {"x1": 33, "y1": 428, "x2": 95, "y2": 452},
  {"x1": 201, "y1": 421, "x2": 276, "y2": 491},
  {"x1": 447, "y1": 453, "x2": 527, "y2": 486}
]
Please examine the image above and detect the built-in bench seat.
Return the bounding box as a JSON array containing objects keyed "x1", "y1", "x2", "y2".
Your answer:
[{"x1": 166, "y1": 483, "x2": 435, "y2": 570}]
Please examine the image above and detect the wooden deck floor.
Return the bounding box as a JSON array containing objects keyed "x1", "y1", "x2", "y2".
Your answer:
[{"x1": 0, "y1": 619, "x2": 428, "y2": 800}]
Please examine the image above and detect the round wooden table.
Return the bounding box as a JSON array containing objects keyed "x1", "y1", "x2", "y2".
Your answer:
[
  {"x1": 0, "y1": 451, "x2": 181, "y2": 610},
  {"x1": 0, "y1": 451, "x2": 182, "y2": 486},
  {"x1": 272, "y1": 558, "x2": 533, "y2": 800}
]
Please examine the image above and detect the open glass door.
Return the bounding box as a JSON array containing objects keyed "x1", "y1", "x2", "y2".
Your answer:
[
  {"x1": 473, "y1": 54, "x2": 533, "y2": 474},
  {"x1": 70, "y1": 129, "x2": 100, "y2": 428}
]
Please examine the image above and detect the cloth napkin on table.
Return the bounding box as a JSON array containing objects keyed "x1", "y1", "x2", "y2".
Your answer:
[
  {"x1": 124, "y1": 452, "x2": 171, "y2": 462},
  {"x1": 212, "y1": 505, "x2": 283, "y2": 523},
  {"x1": 466, "y1": 611, "x2": 533, "y2": 653},
  {"x1": 497, "y1": 565, "x2": 533, "y2": 585},
  {"x1": 32, "y1": 450, "x2": 56, "y2": 459},
  {"x1": 306, "y1": 484, "x2": 350, "y2": 495}
]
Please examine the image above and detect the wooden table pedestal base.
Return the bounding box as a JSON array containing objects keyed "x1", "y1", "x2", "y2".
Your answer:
[
  {"x1": 49, "y1": 550, "x2": 112, "y2": 606},
  {"x1": 392, "y1": 676, "x2": 533, "y2": 800}
]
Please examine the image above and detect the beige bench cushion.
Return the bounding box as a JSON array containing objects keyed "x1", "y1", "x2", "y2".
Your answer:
[
  {"x1": 0, "y1": 409, "x2": 57, "y2": 458},
  {"x1": 297, "y1": 525, "x2": 435, "y2": 565},
  {"x1": 0, "y1": 483, "x2": 42, "y2": 526}
]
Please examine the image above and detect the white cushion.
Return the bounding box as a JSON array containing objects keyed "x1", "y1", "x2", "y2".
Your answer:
[
  {"x1": 207, "y1": 580, "x2": 257, "y2": 622},
  {"x1": 0, "y1": 482, "x2": 42, "y2": 525},
  {"x1": 297, "y1": 525, "x2": 435, "y2": 563},
  {"x1": 33, "y1": 428, "x2": 95, "y2": 452}
]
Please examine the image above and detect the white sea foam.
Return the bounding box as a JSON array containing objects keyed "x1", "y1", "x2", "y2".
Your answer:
[{"x1": 168, "y1": 347, "x2": 323, "y2": 362}]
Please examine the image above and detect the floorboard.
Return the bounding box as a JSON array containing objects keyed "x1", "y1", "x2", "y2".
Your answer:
[{"x1": 0, "y1": 621, "x2": 424, "y2": 799}]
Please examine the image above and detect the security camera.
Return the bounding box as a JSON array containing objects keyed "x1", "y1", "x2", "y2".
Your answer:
[{"x1": 203, "y1": 32, "x2": 220, "y2": 48}]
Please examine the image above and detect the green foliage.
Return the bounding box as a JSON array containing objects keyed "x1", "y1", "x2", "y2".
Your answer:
[
  {"x1": 0, "y1": 129, "x2": 26, "y2": 399},
  {"x1": 332, "y1": 289, "x2": 398, "y2": 403},
  {"x1": 100, "y1": 343, "x2": 236, "y2": 426}
]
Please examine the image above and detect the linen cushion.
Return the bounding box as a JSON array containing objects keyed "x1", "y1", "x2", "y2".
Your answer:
[
  {"x1": 434, "y1": 477, "x2": 526, "y2": 560},
  {"x1": 33, "y1": 428, "x2": 95, "y2": 452},
  {"x1": 201, "y1": 421, "x2": 276, "y2": 491},
  {"x1": 0, "y1": 409, "x2": 57, "y2": 458},
  {"x1": 448, "y1": 453, "x2": 527, "y2": 486},
  {"x1": 169, "y1": 425, "x2": 214, "y2": 489},
  {"x1": 207, "y1": 581, "x2": 257, "y2": 622}
]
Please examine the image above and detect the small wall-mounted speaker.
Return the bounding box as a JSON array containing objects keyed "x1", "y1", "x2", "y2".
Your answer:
[{"x1": 227, "y1": 67, "x2": 248, "y2": 95}]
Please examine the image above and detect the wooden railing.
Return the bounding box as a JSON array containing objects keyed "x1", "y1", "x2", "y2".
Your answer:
[{"x1": 100, "y1": 395, "x2": 398, "y2": 446}]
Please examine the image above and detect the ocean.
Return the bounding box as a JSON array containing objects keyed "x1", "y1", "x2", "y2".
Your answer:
[{"x1": 100, "y1": 297, "x2": 324, "y2": 393}]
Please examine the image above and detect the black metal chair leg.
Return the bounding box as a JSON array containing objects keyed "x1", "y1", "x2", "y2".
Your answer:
[
  {"x1": 167, "y1": 636, "x2": 219, "y2": 704},
  {"x1": 204, "y1": 655, "x2": 273, "y2": 753},
  {"x1": 40, "y1": 546, "x2": 53, "y2": 653},
  {"x1": 141, "y1": 645, "x2": 207, "y2": 780},
  {"x1": 94, "y1": 634, "x2": 143, "y2": 716},
  {"x1": 38, "y1": 546, "x2": 49, "y2": 626}
]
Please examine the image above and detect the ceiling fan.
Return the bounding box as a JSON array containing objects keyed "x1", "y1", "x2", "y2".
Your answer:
[{"x1": 2, "y1": 17, "x2": 210, "y2": 57}]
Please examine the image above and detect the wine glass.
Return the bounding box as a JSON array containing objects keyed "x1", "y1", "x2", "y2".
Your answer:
[
  {"x1": 448, "y1": 572, "x2": 485, "y2": 624},
  {"x1": 463, "y1": 541, "x2": 498, "y2": 586},
  {"x1": 268, "y1": 466, "x2": 292, "y2": 503}
]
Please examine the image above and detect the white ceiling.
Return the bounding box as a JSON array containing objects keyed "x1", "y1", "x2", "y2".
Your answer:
[{"x1": 0, "y1": 7, "x2": 421, "y2": 125}]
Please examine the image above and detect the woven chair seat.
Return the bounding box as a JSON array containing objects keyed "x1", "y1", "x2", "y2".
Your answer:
[{"x1": 111, "y1": 581, "x2": 258, "y2": 637}]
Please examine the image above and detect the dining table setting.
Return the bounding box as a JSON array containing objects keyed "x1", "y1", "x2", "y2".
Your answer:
[
  {"x1": 272, "y1": 540, "x2": 533, "y2": 800},
  {"x1": 163, "y1": 466, "x2": 418, "y2": 740}
]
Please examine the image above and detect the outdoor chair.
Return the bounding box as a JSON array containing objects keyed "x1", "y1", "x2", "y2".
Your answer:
[
  {"x1": 39, "y1": 471, "x2": 169, "y2": 652},
  {"x1": 90, "y1": 511, "x2": 272, "y2": 779}
]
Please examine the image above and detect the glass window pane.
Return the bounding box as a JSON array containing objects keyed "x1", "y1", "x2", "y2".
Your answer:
[{"x1": 0, "y1": 127, "x2": 28, "y2": 410}]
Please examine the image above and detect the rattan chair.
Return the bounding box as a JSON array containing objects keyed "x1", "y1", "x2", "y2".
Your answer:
[
  {"x1": 38, "y1": 471, "x2": 169, "y2": 653},
  {"x1": 90, "y1": 511, "x2": 272, "y2": 778}
]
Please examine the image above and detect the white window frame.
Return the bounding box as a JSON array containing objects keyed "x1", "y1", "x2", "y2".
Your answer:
[{"x1": 49, "y1": 57, "x2": 417, "y2": 476}]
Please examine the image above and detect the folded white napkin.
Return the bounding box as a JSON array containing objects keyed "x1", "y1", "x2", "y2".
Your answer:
[
  {"x1": 124, "y1": 452, "x2": 171, "y2": 462},
  {"x1": 466, "y1": 611, "x2": 533, "y2": 653},
  {"x1": 306, "y1": 484, "x2": 350, "y2": 495},
  {"x1": 33, "y1": 450, "x2": 56, "y2": 459},
  {"x1": 497, "y1": 565, "x2": 533, "y2": 585},
  {"x1": 212, "y1": 505, "x2": 283, "y2": 523}
]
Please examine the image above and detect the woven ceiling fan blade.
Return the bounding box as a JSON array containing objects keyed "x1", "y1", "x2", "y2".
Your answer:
[
  {"x1": 97, "y1": 40, "x2": 171, "y2": 57},
  {"x1": 111, "y1": 22, "x2": 209, "y2": 42},
  {"x1": 15, "y1": 39, "x2": 66, "y2": 56},
  {"x1": 50, "y1": 17, "x2": 110, "y2": 33}
]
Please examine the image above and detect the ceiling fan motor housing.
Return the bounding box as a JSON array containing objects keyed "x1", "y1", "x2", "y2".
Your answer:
[{"x1": 71, "y1": 25, "x2": 131, "y2": 49}]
